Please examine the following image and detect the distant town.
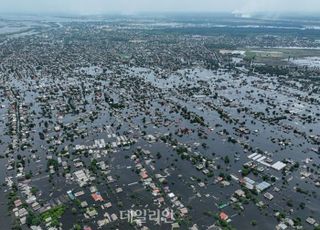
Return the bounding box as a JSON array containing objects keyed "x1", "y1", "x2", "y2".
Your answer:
[{"x1": 0, "y1": 13, "x2": 319, "y2": 230}]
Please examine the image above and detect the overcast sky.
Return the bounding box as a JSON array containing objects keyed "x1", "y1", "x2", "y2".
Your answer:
[{"x1": 0, "y1": 0, "x2": 319, "y2": 14}]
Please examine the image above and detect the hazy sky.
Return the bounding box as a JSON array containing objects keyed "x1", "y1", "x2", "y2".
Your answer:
[{"x1": 0, "y1": 0, "x2": 320, "y2": 14}]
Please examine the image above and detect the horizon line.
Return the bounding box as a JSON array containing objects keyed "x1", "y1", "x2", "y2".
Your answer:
[{"x1": 1, "y1": 10, "x2": 320, "y2": 16}]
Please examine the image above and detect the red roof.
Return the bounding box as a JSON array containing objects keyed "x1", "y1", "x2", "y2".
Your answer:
[
  {"x1": 219, "y1": 212, "x2": 229, "y2": 221},
  {"x1": 140, "y1": 171, "x2": 148, "y2": 179},
  {"x1": 91, "y1": 192, "x2": 104, "y2": 202}
]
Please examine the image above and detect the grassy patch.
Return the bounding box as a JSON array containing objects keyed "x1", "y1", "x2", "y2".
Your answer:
[{"x1": 41, "y1": 205, "x2": 66, "y2": 227}]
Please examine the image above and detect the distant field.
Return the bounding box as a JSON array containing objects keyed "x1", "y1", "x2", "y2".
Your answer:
[{"x1": 244, "y1": 48, "x2": 320, "y2": 65}]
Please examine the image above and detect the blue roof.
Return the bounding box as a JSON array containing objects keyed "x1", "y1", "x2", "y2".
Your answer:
[
  {"x1": 244, "y1": 177, "x2": 255, "y2": 185},
  {"x1": 256, "y1": 181, "x2": 271, "y2": 191}
]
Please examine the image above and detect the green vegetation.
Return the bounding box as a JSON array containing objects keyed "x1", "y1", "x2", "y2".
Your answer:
[
  {"x1": 41, "y1": 205, "x2": 66, "y2": 227},
  {"x1": 176, "y1": 146, "x2": 188, "y2": 155},
  {"x1": 89, "y1": 159, "x2": 98, "y2": 173},
  {"x1": 26, "y1": 211, "x2": 41, "y2": 226},
  {"x1": 241, "y1": 166, "x2": 251, "y2": 176},
  {"x1": 224, "y1": 156, "x2": 230, "y2": 164},
  {"x1": 47, "y1": 159, "x2": 59, "y2": 171},
  {"x1": 296, "y1": 187, "x2": 309, "y2": 195},
  {"x1": 251, "y1": 220, "x2": 257, "y2": 226},
  {"x1": 110, "y1": 103, "x2": 125, "y2": 109}
]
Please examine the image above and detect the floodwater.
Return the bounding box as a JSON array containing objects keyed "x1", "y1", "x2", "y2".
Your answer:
[
  {"x1": 1, "y1": 64, "x2": 319, "y2": 229},
  {"x1": 289, "y1": 56, "x2": 320, "y2": 68}
]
